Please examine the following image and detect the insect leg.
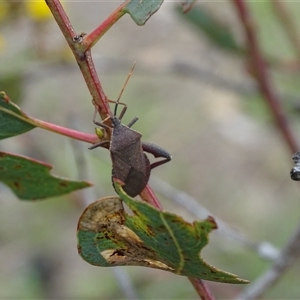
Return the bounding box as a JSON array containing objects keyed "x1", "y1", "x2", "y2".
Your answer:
[
  {"x1": 142, "y1": 142, "x2": 171, "y2": 169},
  {"x1": 127, "y1": 116, "x2": 139, "y2": 128},
  {"x1": 91, "y1": 100, "x2": 111, "y2": 129},
  {"x1": 89, "y1": 140, "x2": 110, "y2": 150}
]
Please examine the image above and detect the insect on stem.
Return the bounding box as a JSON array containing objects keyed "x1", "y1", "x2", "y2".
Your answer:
[{"x1": 90, "y1": 62, "x2": 171, "y2": 197}]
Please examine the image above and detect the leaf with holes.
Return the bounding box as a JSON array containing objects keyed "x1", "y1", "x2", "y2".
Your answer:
[
  {"x1": 0, "y1": 91, "x2": 36, "y2": 140},
  {"x1": 0, "y1": 151, "x2": 91, "y2": 200},
  {"x1": 77, "y1": 182, "x2": 248, "y2": 283},
  {"x1": 123, "y1": 0, "x2": 164, "y2": 26}
]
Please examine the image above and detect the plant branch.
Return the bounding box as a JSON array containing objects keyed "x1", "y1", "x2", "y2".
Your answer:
[
  {"x1": 189, "y1": 278, "x2": 216, "y2": 300},
  {"x1": 44, "y1": 0, "x2": 75, "y2": 44},
  {"x1": 83, "y1": 2, "x2": 127, "y2": 50},
  {"x1": 232, "y1": 0, "x2": 299, "y2": 154},
  {"x1": 236, "y1": 222, "x2": 300, "y2": 299},
  {"x1": 30, "y1": 115, "x2": 98, "y2": 144},
  {"x1": 140, "y1": 185, "x2": 163, "y2": 210},
  {"x1": 0, "y1": 106, "x2": 97, "y2": 144},
  {"x1": 45, "y1": 0, "x2": 110, "y2": 119}
]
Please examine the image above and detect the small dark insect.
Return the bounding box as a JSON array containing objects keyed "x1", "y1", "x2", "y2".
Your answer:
[
  {"x1": 290, "y1": 152, "x2": 300, "y2": 181},
  {"x1": 89, "y1": 64, "x2": 171, "y2": 197}
]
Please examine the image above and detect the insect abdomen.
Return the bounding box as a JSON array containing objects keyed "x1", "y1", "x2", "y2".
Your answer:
[{"x1": 112, "y1": 154, "x2": 150, "y2": 197}]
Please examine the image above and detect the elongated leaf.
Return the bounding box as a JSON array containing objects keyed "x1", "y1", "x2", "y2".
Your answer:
[
  {"x1": 176, "y1": 6, "x2": 242, "y2": 54},
  {"x1": 0, "y1": 91, "x2": 35, "y2": 139},
  {"x1": 0, "y1": 151, "x2": 91, "y2": 200},
  {"x1": 123, "y1": 0, "x2": 164, "y2": 26},
  {"x1": 77, "y1": 182, "x2": 248, "y2": 283}
]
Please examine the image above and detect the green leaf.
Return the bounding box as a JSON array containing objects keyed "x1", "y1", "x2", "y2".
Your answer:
[
  {"x1": 0, "y1": 151, "x2": 91, "y2": 200},
  {"x1": 123, "y1": 0, "x2": 164, "y2": 26},
  {"x1": 0, "y1": 91, "x2": 35, "y2": 140},
  {"x1": 77, "y1": 182, "x2": 248, "y2": 283},
  {"x1": 176, "y1": 6, "x2": 242, "y2": 54}
]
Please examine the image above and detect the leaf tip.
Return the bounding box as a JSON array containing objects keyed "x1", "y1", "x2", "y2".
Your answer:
[{"x1": 206, "y1": 215, "x2": 218, "y2": 229}]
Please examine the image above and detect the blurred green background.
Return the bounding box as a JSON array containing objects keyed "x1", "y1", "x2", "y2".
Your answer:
[{"x1": 1, "y1": 1, "x2": 300, "y2": 299}]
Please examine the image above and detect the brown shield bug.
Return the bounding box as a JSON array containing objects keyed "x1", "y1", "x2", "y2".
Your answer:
[{"x1": 89, "y1": 65, "x2": 171, "y2": 197}]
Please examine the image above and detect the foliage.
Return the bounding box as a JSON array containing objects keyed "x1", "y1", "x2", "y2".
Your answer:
[
  {"x1": 1, "y1": 0, "x2": 300, "y2": 299},
  {"x1": 78, "y1": 181, "x2": 247, "y2": 283}
]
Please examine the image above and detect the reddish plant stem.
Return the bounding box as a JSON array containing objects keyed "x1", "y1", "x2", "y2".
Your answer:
[
  {"x1": 30, "y1": 116, "x2": 98, "y2": 144},
  {"x1": 45, "y1": 0, "x2": 75, "y2": 44},
  {"x1": 45, "y1": 0, "x2": 110, "y2": 119},
  {"x1": 83, "y1": 2, "x2": 127, "y2": 50},
  {"x1": 31, "y1": 117, "x2": 97, "y2": 144},
  {"x1": 0, "y1": 98, "x2": 98, "y2": 144},
  {"x1": 232, "y1": 0, "x2": 299, "y2": 153},
  {"x1": 80, "y1": 49, "x2": 110, "y2": 119},
  {"x1": 140, "y1": 185, "x2": 163, "y2": 210},
  {"x1": 189, "y1": 278, "x2": 216, "y2": 300}
]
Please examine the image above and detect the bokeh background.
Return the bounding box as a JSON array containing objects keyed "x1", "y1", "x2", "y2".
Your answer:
[{"x1": 1, "y1": 1, "x2": 300, "y2": 299}]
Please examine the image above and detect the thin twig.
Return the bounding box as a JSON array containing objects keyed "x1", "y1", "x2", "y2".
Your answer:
[
  {"x1": 45, "y1": 0, "x2": 110, "y2": 119},
  {"x1": 236, "y1": 223, "x2": 300, "y2": 299},
  {"x1": 0, "y1": 105, "x2": 97, "y2": 144},
  {"x1": 140, "y1": 184, "x2": 164, "y2": 210},
  {"x1": 171, "y1": 60, "x2": 300, "y2": 104},
  {"x1": 189, "y1": 278, "x2": 216, "y2": 300},
  {"x1": 232, "y1": 0, "x2": 299, "y2": 154},
  {"x1": 83, "y1": 2, "x2": 127, "y2": 50}
]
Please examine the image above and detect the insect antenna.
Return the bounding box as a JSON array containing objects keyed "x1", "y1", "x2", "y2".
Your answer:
[{"x1": 114, "y1": 62, "x2": 136, "y2": 120}]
